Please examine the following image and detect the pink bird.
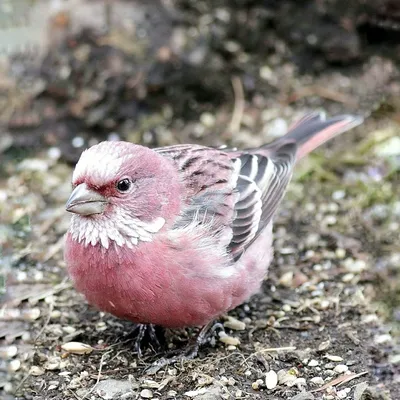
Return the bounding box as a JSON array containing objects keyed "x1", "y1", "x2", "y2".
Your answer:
[{"x1": 64, "y1": 112, "x2": 362, "y2": 365}]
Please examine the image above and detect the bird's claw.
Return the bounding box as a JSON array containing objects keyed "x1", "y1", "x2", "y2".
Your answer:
[
  {"x1": 128, "y1": 324, "x2": 163, "y2": 357},
  {"x1": 145, "y1": 321, "x2": 225, "y2": 374}
]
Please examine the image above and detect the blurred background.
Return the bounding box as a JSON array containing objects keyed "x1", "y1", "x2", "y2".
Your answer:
[{"x1": 0, "y1": 0, "x2": 399, "y2": 399}]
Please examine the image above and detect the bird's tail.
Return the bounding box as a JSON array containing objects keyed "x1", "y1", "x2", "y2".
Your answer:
[{"x1": 278, "y1": 112, "x2": 363, "y2": 160}]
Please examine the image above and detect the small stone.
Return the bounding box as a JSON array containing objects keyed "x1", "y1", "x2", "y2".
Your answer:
[
  {"x1": 0, "y1": 345, "x2": 18, "y2": 359},
  {"x1": 251, "y1": 379, "x2": 263, "y2": 390},
  {"x1": 325, "y1": 355, "x2": 343, "y2": 362},
  {"x1": 310, "y1": 377, "x2": 324, "y2": 385},
  {"x1": 142, "y1": 379, "x2": 160, "y2": 389},
  {"x1": 319, "y1": 300, "x2": 330, "y2": 310},
  {"x1": 308, "y1": 359, "x2": 319, "y2": 367},
  {"x1": 224, "y1": 316, "x2": 246, "y2": 331},
  {"x1": 50, "y1": 310, "x2": 61, "y2": 319},
  {"x1": 218, "y1": 332, "x2": 240, "y2": 346},
  {"x1": 227, "y1": 345, "x2": 237, "y2": 351},
  {"x1": 95, "y1": 379, "x2": 133, "y2": 399},
  {"x1": 343, "y1": 258, "x2": 367, "y2": 273},
  {"x1": 44, "y1": 357, "x2": 61, "y2": 371},
  {"x1": 140, "y1": 389, "x2": 153, "y2": 399},
  {"x1": 342, "y1": 273, "x2": 355, "y2": 283},
  {"x1": 200, "y1": 112, "x2": 216, "y2": 128},
  {"x1": 61, "y1": 342, "x2": 93, "y2": 355},
  {"x1": 361, "y1": 314, "x2": 379, "y2": 324},
  {"x1": 335, "y1": 248, "x2": 346, "y2": 259},
  {"x1": 294, "y1": 378, "x2": 307, "y2": 389},
  {"x1": 388, "y1": 354, "x2": 400, "y2": 364},
  {"x1": 282, "y1": 304, "x2": 291, "y2": 312},
  {"x1": 265, "y1": 370, "x2": 278, "y2": 389},
  {"x1": 332, "y1": 190, "x2": 346, "y2": 200},
  {"x1": 323, "y1": 215, "x2": 337, "y2": 225},
  {"x1": 260, "y1": 66, "x2": 275, "y2": 82},
  {"x1": 374, "y1": 334, "x2": 392, "y2": 344},
  {"x1": 278, "y1": 271, "x2": 293, "y2": 287},
  {"x1": 166, "y1": 390, "x2": 177, "y2": 398},
  {"x1": 30, "y1": 366, "x2": 45, "y2": 376},
  {"x1": 8, "y1": 359, "x2": 21, "y2": 372},
  {"x1": 334, "y1": 364, "x2": 349, "y2": 373},
  {"x1": 337, "y1": 387, "x2": 351, "y2": 399},
  {"x1": 197, "y1": 375, "x2": 213, "y2": 387},
  {"x1": 277, "y1": 370, "x2": 297, "y2": 386},
  {"x1": 62, "y1": 326, "x2": 76, "y2": 334}
]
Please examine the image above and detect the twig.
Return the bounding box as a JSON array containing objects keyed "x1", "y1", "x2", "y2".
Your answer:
[
  {"x1": 311, "y1": 371, "x2": 368, "y2": 393},
  {"x1": 228, "y1": 76, "x2": 245, "y2": 135},
  {"x1": 285, "y1": 85, "x2": 358, "y2": 107},
  {"x1": 78, "y1": 350, "x2": 112, "y2": 400},
  {"x1": 242, "y1": 346, "x2": 296, "y2": 365},
  {"x1": 34, "y1": 302, "x2": 54, "y2": 343}
]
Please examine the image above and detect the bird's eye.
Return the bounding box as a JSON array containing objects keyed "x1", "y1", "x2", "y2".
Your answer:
[{"x1": 116, "y1": 178, "x2": 131, "y2": 192}]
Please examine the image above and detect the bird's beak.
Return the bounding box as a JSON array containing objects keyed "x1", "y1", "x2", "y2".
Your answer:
[{"x1": 66, "y1": 183, "x2": 107, "y2": 216}]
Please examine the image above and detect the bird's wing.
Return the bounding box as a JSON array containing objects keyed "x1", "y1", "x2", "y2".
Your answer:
[
  {"x1": 226, "y1": 143, "x2": 296, "y2": 259},
  {"x1": 156, "y1": 142, "x2": 297, "y2": 260}
]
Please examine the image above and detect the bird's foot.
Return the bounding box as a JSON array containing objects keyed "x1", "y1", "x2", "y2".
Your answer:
[
  {"x1": 127, "y1": 324, "x2": 164, "y2": 357},
  {"x1": 145, "y1": 321, "x2": 224, "y2": 374}
]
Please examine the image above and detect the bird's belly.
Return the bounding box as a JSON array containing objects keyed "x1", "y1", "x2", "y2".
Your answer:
[
  {"x1": 64, "y1": 227, "x2": 273, "y2": 328},
  {"x1": 65, "y1": 236, "x2": 232, "y2": 327}
]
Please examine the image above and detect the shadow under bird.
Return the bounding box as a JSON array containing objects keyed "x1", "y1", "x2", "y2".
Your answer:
[{"x1": 64, "y1": 112, "x2": 363, "y2": 368}]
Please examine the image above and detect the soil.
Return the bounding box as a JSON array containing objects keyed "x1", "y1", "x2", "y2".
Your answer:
[{"x1": 0, "y1": 1, "x2": 399, "y2": 399}]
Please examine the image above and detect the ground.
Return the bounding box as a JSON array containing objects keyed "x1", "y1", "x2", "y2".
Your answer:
[{"x1": 0, "y1": 1, "x2": 399, "y2": 399}]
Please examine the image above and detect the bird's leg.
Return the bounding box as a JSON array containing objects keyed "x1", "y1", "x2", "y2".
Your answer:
[
  {"x1": 145, "y1": 321, "x2": 225, "y2": 374},
  {"x1": 127, "y1": 324, "x2": 163, "y2": 357}
]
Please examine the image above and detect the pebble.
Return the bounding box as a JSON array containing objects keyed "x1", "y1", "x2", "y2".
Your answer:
[
  {"x1": 319, "y1": 300, "x2": 330, "y2": 310},
  {"x1": 323, "y1": 215, "x2": 337, "y2": 225},
  {"x1": 251, "y1": 379, "x2": 264, "y2": 390},
  {"x1": 325, "y1": 355, "x2": 343, "y2": 362},
  {"x1": 265, "y1": 370, "x2": 278, "y2": 389},
  {"x1": 218, "y1": 332, "x2": 240, "y2": 346},
  {"x1": 282, "y1": 304, "x2": 291, "y2": 312},
  {"x1": 337, "y1": 387, "x2": 351, "y2": 399},
  {"x1": 308, "y1": 359, "x2": 319, "y2": 367},
  {"x1": 361, "y1": 314, "x2": 379, "y2": 324},
  {"x1": 94, "y1": 380, "x2": 133, "y2": 399},
  {"x1": 343, "y1": 258, "x2": 367, "y2": 273},
  {"x1": 332, "y1": 190, "x2": 346, "y2": 200},
  {"x1": 388, "y1": 354, "x2": 400, "y2": 364},
  {"x1": 294, "y1": 378, "x2": 307, "y2": 389},
  {"x1": 140, "y1": 389, "x2": 153, "y2": 399},
  {"x1": 44, "y1": 357, "x2": 61, "y2": 371},
  {"x1": 278, "y1": 271, "x2": 294, "y2": 287},
  {"x1": 30, "y1": 366, "x2": 45, "y2": 376},
  {"x1": 335, "y1": 248, "x2": 346, "y2": 259},
  {"x1": 224, "y1": 316, "x2": 246, "y2": 331},
  {"x1": 8, "y1": 359, "x2": 21, "y2": 372},
  {"x1": 0, "y1": 345, "x2": 18, "y2": 359},
  {"x1": 334, "y1": 364, "x2": 349, "y2": 373},
  {"x1": 374, "y1": 333, "x2": 392, "y2": 344},
  {"x1": 50, "y1": 310, "x2": 61, "y2": 319},
  {"x1": 310, "y1": 376, "x2": 324, "y2": 385},
  {"x1": 342, "y1": 273, "x2": 355, "y2": 283},
  {"x1": 200, "y1": 112, "x2": 216, "y2": 128},
  {"x1": 277, "y1": 370, "x2": 297, "y2": 386}
]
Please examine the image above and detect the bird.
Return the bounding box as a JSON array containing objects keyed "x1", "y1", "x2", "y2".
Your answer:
[{"x1": 64, "y1": 112, "x2": 362, "y2": 366}]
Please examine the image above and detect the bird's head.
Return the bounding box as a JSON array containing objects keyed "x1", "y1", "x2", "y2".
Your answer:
[{"x1": 65, "y1": 141, "x2": 181, "y2": 248}]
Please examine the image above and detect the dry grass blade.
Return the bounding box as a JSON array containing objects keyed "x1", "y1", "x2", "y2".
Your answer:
[{"x1": 311, "y1": 371, "x2": 368, "y2": 393}]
